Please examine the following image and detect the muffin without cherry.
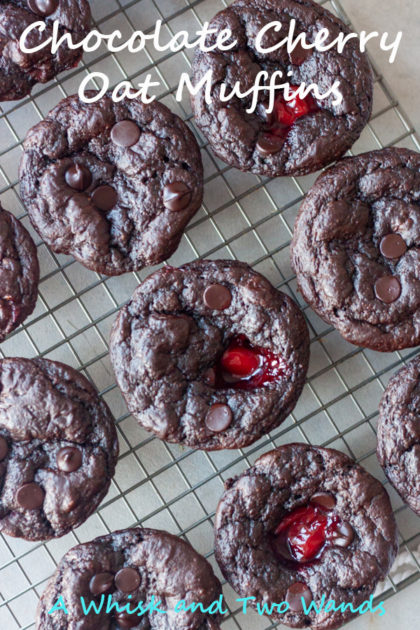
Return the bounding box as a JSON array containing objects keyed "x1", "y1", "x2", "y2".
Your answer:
[
  {"x1": 377, "y1": 355, "x2": 420, "y2": 516},
  {"x1": 291, "y1": 148, "x2": 420, "y2": 352},
  {"x1": 37, "y1": 527, "x2": 222, "y2": 630},
  {"x1": 191, "y1": 0, "x2": 372, "y2": 177},
  {"x1": 19, "y1": 92, "x2": 203, "y2": 275},
  {"x1": 0, "y1": 0, "x2": 91, "y2": 101},
  {"x1": 215, "y1": 443, "x2": 398, "y2": 630},
  {"x1": 0, "y1": 357, "x2": 118, "y2": 541},
  {"x1": 110, "y1": 260, "x2": 309, "y2": 450},
  {"x1": 0, "y1": 202, "x2": 39, "y2": 341}
]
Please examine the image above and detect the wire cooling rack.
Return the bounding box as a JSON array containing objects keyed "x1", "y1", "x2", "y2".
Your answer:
[{"x1": 0, "y1": 0, "x2": 419, "y2": 628}]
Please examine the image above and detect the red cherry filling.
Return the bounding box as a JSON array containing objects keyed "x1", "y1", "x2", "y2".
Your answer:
[
  {"x1": 264, "y1": 86, "x2": 319, "y2": 140},
  {"x1": 211, "y1": 335, "x2": 289, "y2": 390},
  {"x1": 273, "y1": 501, "x2": 351, "y2": 566}
]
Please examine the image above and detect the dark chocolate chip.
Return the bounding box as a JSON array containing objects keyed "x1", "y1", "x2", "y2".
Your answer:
[
  {"x1": 380, "y1": 233, "x2": 407, "y2": 259},
  {"x1": 89, "y1": 572, "x2": 115, "y2": 596},
  {"x1": 285, "y1": 582, "x2": 312, "y2": 612},
  {"x1": 289, "y1": 41, "x2": 312, "y2": 66},
  {"x1": 374, "y1": 276, "x2": 401, "y2": 303},
  {"x1": 256, "y1": 133, "x2": 286, "y2": 156},
  {"x1": 115, "y1": 567, "x2": 141, "y2": 593},
  {"x1": 311, "y1": 492, "x2": 336, "y2": 511},
  {"x1": 203, "y1": 284, "x2": 232, "y2": 310},
  {"x1": 65, "y1": 164, "x2": 92, "y2": 192},
  {"x1": 27, "y1": 0, "x2": 58, "y2": 16},
  {"x1": 0, "y1": 436, "x2": 8, "y2": 461},
  {"x1": 57, "y1": 446, "x2": 83, "y2": 473},
  {"x1": 91, "y1": 185, "x2": 118, "y2": 212},
  {"x1": 111, "y1": 121, "x2": 141, "y2": 148},
  {"x1": 163, "y1": 182, "x2": 192, "y2": 211},
  {"x1": 332, "y1": 521, "x2": 354, "y2": 548},
  {"x1": 205, "y1": 404, "x2": 233, "y2": 433},
  {"x1": 115, "y1": 611, "x2": 139, "y2": 628},
  {"x1": 16, "y1": 482, "x2": 45, "y2": 509}
]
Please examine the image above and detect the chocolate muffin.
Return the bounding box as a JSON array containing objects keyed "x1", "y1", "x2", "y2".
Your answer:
[
  {"x1": 110, "y1": 260, "x2": 309, "y2": 450},
  {"x1": 215, "y1": 444, "x2": 398, "y2": 629},
  {"x1": 0, "y1": 357, "x2": 118, "y2": 541},
  {"x1": 191, "y1": 0, "x2": 372, "y2": 177},
  {"x1": 0, "y1": 202, "x2": 39, "y2": 341},
  {"x1": 0, "y1": 0, "x2": 91, "y2": 101},
  {"x1": 37, "y1": 527, "x2": 223, "y2": 630},
  {"x1": 377, "y1": 355, "x2": 420, "y2": 516},
  {"x1": 19, "y1": 92, "x2": 203, "y2": 275},
  {"x1": 291, "y1": 148, "x2": 420, "y2": 352}
]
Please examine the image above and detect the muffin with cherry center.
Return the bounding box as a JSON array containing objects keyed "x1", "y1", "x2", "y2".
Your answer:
[
  {"x1": 19, "y1": 92, "x2": 203, "y2": 275},
  {"x1": 36, "y1": 527, "x2": 222, "y2": 630},
  {"x1": 291, "y1": 147, "x2": 420, "y2": 351},
  {"x1": 191, "y1": 0, "x2": 372, "y2": 176},
  {"x1": 215, "y1": 443, "x2": 398, "y2": 629},
  {"x1": 110, "y1": 259, "x2": 309, "y2": 450},
  {"x1": 0, "y1": 357, "x2": 118, "y2": 541}
]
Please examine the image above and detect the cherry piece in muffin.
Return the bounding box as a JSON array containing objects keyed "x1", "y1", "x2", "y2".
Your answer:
[{"x1": 110, "y1": 260, "x2": 309, "y2": 450}]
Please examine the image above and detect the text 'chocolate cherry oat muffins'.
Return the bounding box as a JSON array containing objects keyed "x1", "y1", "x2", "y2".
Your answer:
[
  {"x1": 0, "y1": 357, "x2": 118, "y2": 541},
  {"x1": 377, "y1": 355, "x2": 420, "y2": 516},
  {"x1": 191, "y1": 0, "x2": 373, "y2": 177},
  {"x1": 37, "y1": 527, "x2": 223, "y2": 630},
  {"x1": 215, "y1": 444, "x2": 398, "y2": 630},
  {"x1": 0, "y1": 201, "x2": 39, "y2": 341},
  {"x1": 291, "y1": 148, "x2": 420, "y2": 352},
  {"x1": 0, "y1": 0, "x2": 91, "y2": 101},
  {"x1": 110, "y1": 260, "x2": 309, "y2": 450},
  {"x1": 19, "y1": 92, "x2": 203, "y2": 275}
]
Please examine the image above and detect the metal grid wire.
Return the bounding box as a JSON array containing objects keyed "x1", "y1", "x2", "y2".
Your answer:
[{"x1": 0, "y1": 0, "x2": 419, "y2": 627}]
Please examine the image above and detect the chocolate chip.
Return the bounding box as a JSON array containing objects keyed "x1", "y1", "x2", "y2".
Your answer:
[
  {"x1": 380, "y1": 233, "x2": 407, "y2": 259},
  {"x1": 203, "y1": 284, "x2": 232, "y2": 310},
  {"x1": 311, "y1": 492, "x2": 336, "y2": 511},
  {"x1": 89, "y1": 572, "x2": 115, "y2": 596},
  {"x1": 0, "y1": 436, "x2": 8, "y2": 461},
  {"x1": 111, "y1": 121, "x2": 141, "y2": 148},
  {"x1": 16, "y1": 482, "x2": 45, "y2": 509},
  {"x1": 205, "y1": 404, "x2": 233, "y2": 432},
  {"x1": 332, "y1": 521, "x2": 354, "y2": 548},
  {"x1": 374, "y1": 276, "x2": 401, "y2": 303},
  {"x1": 65, "y1": 164, "x2": 92, "y2": 192},
  {"x1": 163, "y1": 182, "x2": 192, "y2": 211},
  {"x1": 285, "y1": 582, "x2": 312, "y2": 612},
  {"x1": 256, "y1": 133, "x2": 286, "y2": 156},
  {"x1": 57, "y1": 446, "x2": 82, "y2": 473},
  {"x1": 115, "y1": 567, "x2": 141, "y2": 593},
  {"x1": 27, "y1": 0, "x2": 58, "y2": 16},
  {"x1": 289, "y1": 41, "x2": 311, "y2": 66},
  {"x1": 115, "y1": 611, "x2": 139, "y2": 628},
  {"x1": 91, "y1": 185, "x2": 118, "y2": 212}
]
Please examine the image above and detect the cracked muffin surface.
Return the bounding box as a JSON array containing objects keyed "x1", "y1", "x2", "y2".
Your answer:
[
  {"x1": 110, "y1": 259, "x2": 309, "y2": 450},
  {"x1": 191, "y1": 0, "x2": 372, "y2": 177},
  {"x1": 19, "y1": 92, "x2": 203, "y2": 275},
  {"x1": 0, "y1": 202, "x2": 39, "y2": 341},
  {"x1": 291, "y1": 148, "x2": 420, "y2": 351},
  {"x1": 214, "y1": 443, "x2": 398, "y2": 630},
  {"x1": 377, "y1": 355, "x2": 420, "y2": 516},
  {"x1": 0, "y1": 0, "x2": 91, "y2": 101},
  {"x1": 37, "y1": 527, "x2": 222, "y2": 630},
  {"x1": 0, "y1": 357, "x2": 118, "y2": 540}
]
